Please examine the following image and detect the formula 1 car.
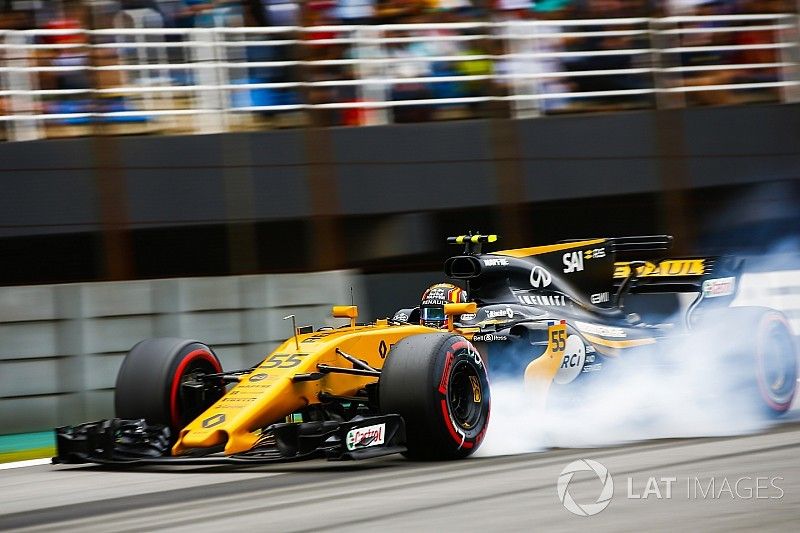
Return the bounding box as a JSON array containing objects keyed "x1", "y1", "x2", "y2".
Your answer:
[
  {"x1": 54, "y1": 304, "x2": 490, "y2": 465},
  {"x1": 54, "y1": 234, "x2": 797, "y2": 466}
]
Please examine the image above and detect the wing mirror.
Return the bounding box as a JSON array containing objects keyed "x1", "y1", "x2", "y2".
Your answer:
[
  {"x1": 332, "y1": 305, "x2": 358, "y2": 328},
  {"x1": 444, "y1": 302, "x2": 477, "y2": 317}
]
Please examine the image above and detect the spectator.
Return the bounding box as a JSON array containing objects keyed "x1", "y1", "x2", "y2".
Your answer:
[
  {"x1": 376, "y1": 0, "x2": 426, "y2": 23},
  {"x1": 675, "y1": 1, "x2": 740, "y2": 105},
  {"x1": 333, "y1": 0, "x2": 377, "y2": 24},
  {"x1": 262, "y1": 0, "x2": 301, "y2": 26},
  {"x1": 562, "y1": 0, "x2": 653, "y2": 110},
  {"x1": 384, "y1": 28, "x2": 435, "y2": 121},
  {"x1": 39, "y1": 1, "x2": 90, "y2": 95},
  {"x1": 176, "y1": 0, "x2": 241, "y2": 27}
]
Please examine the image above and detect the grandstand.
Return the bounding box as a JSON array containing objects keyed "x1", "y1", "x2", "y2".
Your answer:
[{"x1": 0, "y1": 0, "x2": 797, "y2": 140}]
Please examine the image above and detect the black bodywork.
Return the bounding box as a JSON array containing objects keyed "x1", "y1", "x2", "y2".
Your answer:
[{"x1": 396, "y1": 234, "x2": 745, "y2": 380}]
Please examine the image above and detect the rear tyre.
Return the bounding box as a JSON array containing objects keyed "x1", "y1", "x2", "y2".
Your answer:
[
  {"x1": 703, "y1": 307, "x2": 797, "y2": 416},
  {"x1": 115, "y1": 338, "x2": 224, "y2": 436},
  {"x1": 748, "y1": 309, "x2": 797, "y2": 415},
  {"x1": 379, "y1": 333, "x2": 490, "y2": 460}
]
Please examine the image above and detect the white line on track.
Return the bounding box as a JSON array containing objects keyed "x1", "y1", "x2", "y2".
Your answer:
[{"x1": 0, "y1": 458, "x2": 51, "y2": 470}]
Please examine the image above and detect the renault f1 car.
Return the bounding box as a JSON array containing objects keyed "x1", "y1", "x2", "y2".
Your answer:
[
  {"x1": 55, "y1": 303, "x2": 490, "y2": 465},
  {"x1": 54, "y1": 234, "x2": 798, "y2": 466}
]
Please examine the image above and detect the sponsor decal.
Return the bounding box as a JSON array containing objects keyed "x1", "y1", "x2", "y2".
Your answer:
[
  {"x1": 529, "y1": 265, "x2": 552, "y2": 288},
  {"x1": 302, "y1": 331, "x2": 336, "y2": 343},
  {"x1": 554, "y1": 335, "x2": 586, "y2": 385},
  {"x1": 262, "y1": 353, "x2": 309, "y2": 369},
  {"x1": 590, "y1": 292, "x2": 610, "y2": 305},
  {"x1": 518, "y1": 294, "x2": 567, "y2": 306},
  {"x1": 702, "y1": 277, "x2": 736, "y2": 298},
  {"x1": 249, "y1": 373, "x2": 269, "y2": 382},
  {"x1": 459, "y1": 313, "x2": 476, "y2": 321},
  {"x1": 613, "y1": 259, "x2": 705, "y2": 279},
  {"x1": 563, "y1": 251, "x2": 585, "y2": 273},
  {"x1": 425, "y1": 287, "x2": 447, "y2": 300},
  {"x1": 346, "y1": 423, "x2": 386, "y2": 451},
  {"x1": 472, "y1": 333, "x2": 508, "y2": 342},
  {"x1": 202, "y1": 413, "x2": 226, "y2": 428},
  {"x1": 378, "y1": 340, "x2": 388, "y2": 359},
  {"x1": 467, "y1": 344, "x2": 484, "y2": 368},
  {"x1": 575, "y1": 321, "x2": 627, "y2": 338},
  {"x1": 393, "y1": 311, "x2": 409, "y2": 322},
  {"x1": 585, "y1": 353, "x2": 595, "y2": 364},
  {"x1": 483, "y1": 257, "x2": 509, "y2": 267},
  {"x1": 486, "y1": 307, "x2": 514, "y2": 320},
  {"x1": 221, "y1": 396, "x2": 259, "y2": 404},
  {"x1": 583, "y1": 248, "x2": 606, "y2": 260},
  {"x1": 469, "y1": 375, "x2": 482, "y2": 403}
]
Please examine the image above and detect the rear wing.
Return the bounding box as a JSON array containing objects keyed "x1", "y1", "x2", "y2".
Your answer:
[
  {"x1": 561, "y1": 235, "x2": 741, "y2": 298},
  {"x1": 561, "y1": 235, "x2": 673, "y2": 261},
  {"x1": 612, "y1": 256, "x2": 744, "y2": 301},
  {"x1": 446, "y1": 233, "x2": 742, "y2": 307}
]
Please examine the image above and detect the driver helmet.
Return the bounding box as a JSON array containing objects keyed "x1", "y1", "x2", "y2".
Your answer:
[{"x1": 420, "y1": 283, "x2": 467, "y2": 329}]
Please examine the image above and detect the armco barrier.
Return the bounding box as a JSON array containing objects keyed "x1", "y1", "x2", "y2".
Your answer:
[{"x1": 0, "y1": 270, "x2": 366, "y2": 435}]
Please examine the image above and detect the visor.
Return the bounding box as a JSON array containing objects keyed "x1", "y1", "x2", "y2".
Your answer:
[{"x1": 421, "y1": 305, "x2": 446, "y2": 323}]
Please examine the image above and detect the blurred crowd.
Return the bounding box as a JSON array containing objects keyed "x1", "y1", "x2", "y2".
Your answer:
[
  {"x1": 2, "y1": 1, "x2": 795, "y2": 30},
  {"x1": 0, "y1": 0, "x2": 797, "y2": 135}
]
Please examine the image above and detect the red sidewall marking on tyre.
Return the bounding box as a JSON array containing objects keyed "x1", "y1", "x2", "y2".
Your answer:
[
  {"x1": 439, "y1": 339, "x2": 482, "y2": 449},
  {"x1": 438, "y1": 351, "x2": 454, "y2": 394},
  {"x1": 756, "y1": 314, "x2": 795, "y2": 412},
  {"x1": 451, "y1": 340, "x2": 476, "y2": 358},
  {"x1": 475, "y1": 406, "x2": 490, "y2": 445},
  {"x1": 170, "y1": 349, "x2": 222, "y2": 429},
  {"x1": 440, "y1": 399, "x2": 473, "y2": 449}
]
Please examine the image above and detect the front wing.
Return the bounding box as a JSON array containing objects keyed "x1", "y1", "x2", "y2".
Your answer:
[{"x1": 53, "y1": 414, "x2": 406, "y2": 466}]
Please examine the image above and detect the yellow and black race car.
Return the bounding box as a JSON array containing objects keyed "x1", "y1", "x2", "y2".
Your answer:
[
  {"x1": 54, "y1": 234, "x2": 798, "y2": 465},
  {"x1": 55, "y1": 301, "x2": 490, "y2": 465}
]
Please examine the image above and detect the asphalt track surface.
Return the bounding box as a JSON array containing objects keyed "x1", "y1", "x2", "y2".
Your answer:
[{"x1": 1, "y1": 421, "x2": 799, "y2": 533}]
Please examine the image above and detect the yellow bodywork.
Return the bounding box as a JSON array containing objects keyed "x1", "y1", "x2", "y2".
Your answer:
[
  {"x1": 173, "y1": 321, "x2": 431, "y2": 456},
  {"x1": 492, "y1": 238, "x2": 606, "y2": 258},
  {"x1": 523, "y1": 322, "x2": 568, "y2": 408}
]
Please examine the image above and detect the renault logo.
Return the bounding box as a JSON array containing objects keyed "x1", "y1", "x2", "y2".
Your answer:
[
  {"x1": 202, "y1": 414, "x2": 226, "y2": 428},
  {"x1": 529, "y1": 265, "x2": 552, "y2": 288}
]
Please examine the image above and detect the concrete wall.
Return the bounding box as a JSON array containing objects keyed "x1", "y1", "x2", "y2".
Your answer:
[{"x1": 0, "y1": 271, "x2": 366, "y2": 434}]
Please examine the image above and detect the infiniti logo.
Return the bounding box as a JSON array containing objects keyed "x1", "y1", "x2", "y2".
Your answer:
[{"x1": 530, "y1": 265, "x2": 552, "y2": 288}]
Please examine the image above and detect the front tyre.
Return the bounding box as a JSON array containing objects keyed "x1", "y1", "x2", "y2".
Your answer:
[
  {"x1": 115, "y1": 338, "x2": 224, "y2": 436},
  {"x1": 379, "y1": 333, "x2": 490, "y2": 460}
]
